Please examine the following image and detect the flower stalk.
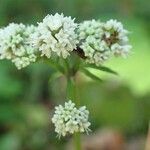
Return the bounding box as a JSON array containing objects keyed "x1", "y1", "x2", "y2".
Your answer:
[{"x1": 67, "y1": 76, "x2": 81, "y2": 150}]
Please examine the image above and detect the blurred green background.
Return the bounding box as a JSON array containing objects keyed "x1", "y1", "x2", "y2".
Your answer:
[{"x1": 0, "y1": 0, "x2": 150, "y2": 150}]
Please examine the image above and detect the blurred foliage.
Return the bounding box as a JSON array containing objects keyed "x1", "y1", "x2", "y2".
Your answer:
[{"x1": 0, "y1": 0, "x2": 150, "y2": 149}]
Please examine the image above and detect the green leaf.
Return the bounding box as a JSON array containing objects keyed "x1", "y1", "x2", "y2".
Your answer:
[
  {"x1": 44, "y1": 59, "x2": 65, "y2": 74},
  {"x1": 81, "y1": 68, "x2": 103, "y2": 82},
  {"x1": 49, "y1": 72, "x2": 62, "y2": 83},
  {"x1": 85, "y1": 64, "x2": 118, "y2": 75}
]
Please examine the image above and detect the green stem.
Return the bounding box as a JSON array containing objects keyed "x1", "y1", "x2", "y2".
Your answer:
[
  {"x1": 66, "y1": 76, "x2": 82, "y2": 150},
  {"x1": 74, "y1": 132, "x2": 81, "y2": 150}
]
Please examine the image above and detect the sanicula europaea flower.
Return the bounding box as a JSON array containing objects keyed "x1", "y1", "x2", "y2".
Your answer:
[
  {"x1": 102, "y1": 19, "x2": 132, "y2": 57},
  {"x1": 77, "y1": 19, "x2": 110, "y2": 65},
  {"x1": 52, "y1": 100, "x2": 91, "y2": 137},
  {"x1": 0, "y1": 23, "x2": 37, "y2": 69},
  {"x1": 31, "y1": 13, "x2": 78, "y2": 59},
  {"x1": 77, "y1": 19, "x2": 132, "y2": 66}
]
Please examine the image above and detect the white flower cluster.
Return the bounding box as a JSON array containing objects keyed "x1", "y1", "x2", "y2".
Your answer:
[
  {"x1": 52, "y1": 100, "x2": 91, "y2": 137},
  {"x1": 77, "y1": 20, "x2": 110, "y2": 65},
  {"x1": 0, "y1": 23, "x2": 37, "y2": 69},
  {"x1": 102, "y1": 19, "x2": 132, "y2": 57},
  {"x1": 31, "y1": 13, "x2": 78, "y2": 59},
  {"x1": 0, "y1": 13, "x2": 132, "y2": 69},
  {"x1": 78, "y1": 19, "x2": 132, "y2": 65}
]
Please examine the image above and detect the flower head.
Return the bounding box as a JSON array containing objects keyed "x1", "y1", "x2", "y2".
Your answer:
[
  {"x1": 102, "y1": 19, "x2": 132, "y2": 57},
  {"x1": 77, "y1": 19, "x2": 132, "y2": 66},
  {"x1": 0, "y1": 23, "x2": 37, "y2": 69},
  {"x1": 52, "y1": 100, "x2": 91, "y2": 137},
  {"x1": 31, "y1": 13, "x2": 78, "y2": 59},
  {"x1": 77, "y1": 20, "x2": 111, "y2": 65}
]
